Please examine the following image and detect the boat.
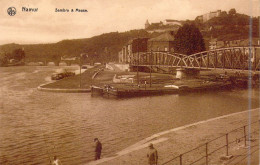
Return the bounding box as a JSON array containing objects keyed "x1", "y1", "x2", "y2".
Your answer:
[
  {"x1": 91, "y1": 85, "x2": 104, "y2": 96},
  {"x1": 91, "y1": 81, "x2": 232, "y2": 98}
]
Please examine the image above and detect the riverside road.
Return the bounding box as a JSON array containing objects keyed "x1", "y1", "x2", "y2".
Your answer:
[{"x1": 0, "y1": 66, "x2": 259, "y2": 165}]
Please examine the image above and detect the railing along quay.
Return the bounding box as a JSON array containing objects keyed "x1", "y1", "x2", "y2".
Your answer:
[{"x1": 161, "y1": 120, "x2": 260, "y2": 165}]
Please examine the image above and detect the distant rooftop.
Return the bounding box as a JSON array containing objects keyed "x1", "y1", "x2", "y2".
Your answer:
[
  {"x1": 165, "y1": 19, "x2": 181, "y2": 22},
  {"x1": 127, "y1": 38, "x2": 150, "y2": 44}
]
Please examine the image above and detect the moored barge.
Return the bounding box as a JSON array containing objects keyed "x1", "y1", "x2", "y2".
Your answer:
[{"x1": 91, "y1": 81, "x2": 232, "y2": 98}]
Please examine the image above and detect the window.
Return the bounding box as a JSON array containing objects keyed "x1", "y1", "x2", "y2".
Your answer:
[{"x1": 165, "y1": 47, "x2": 168, "y2": 51}]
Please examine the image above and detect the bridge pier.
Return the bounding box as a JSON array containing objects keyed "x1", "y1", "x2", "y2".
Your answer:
[{"x1": 176, "y1": 68, "x2": 200, "y2": 79}]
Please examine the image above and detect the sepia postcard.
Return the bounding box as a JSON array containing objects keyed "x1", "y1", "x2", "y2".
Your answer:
[{"x1": 0, "y1": 0, "x2": 260, "y2": 164}]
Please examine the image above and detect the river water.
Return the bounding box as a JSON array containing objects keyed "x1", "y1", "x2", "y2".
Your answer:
[{"x1": 0, "y1": 66, "x2": 259, "y2": 165}]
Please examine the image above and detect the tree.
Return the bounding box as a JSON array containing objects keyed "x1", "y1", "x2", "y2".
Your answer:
[
  {"x1": 220, "y1": 11, "x2": 228, "y2": 17},
  {"x1": 229, "y1": 8, "x2": 236, "y2": 15},
  {"x1": 0, "y1": 53, "x2": 8, "y2": 67},
  {"x1": 51, "y1": 54, "x2": 61, "y2": 66},
  {"x1": 173, "y1": 24, "x2": 205, "y2": 55},
  {"x1": 12, "y1": 48, "x2": 25, "y2": 61}
]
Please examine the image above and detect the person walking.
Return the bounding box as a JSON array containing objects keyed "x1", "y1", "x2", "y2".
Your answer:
[
  {"x1": 147, "y1": 143, "x2": 158, "y2": 165},
  {"x1": 52, "y1": 156, "x2": 62, "y2": 165},
  {"x1": 94, "y1": 138, "x2": 102, "y2": 160}
]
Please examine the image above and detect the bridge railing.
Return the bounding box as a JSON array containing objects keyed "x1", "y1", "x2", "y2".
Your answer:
[{"x1": 161, "y1": 120, "x2": 259, "y2": 165}]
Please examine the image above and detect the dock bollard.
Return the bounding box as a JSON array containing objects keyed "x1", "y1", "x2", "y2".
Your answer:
[
  {"x1": 205, "y1": 143, "x2": 208, "y2": 165},
  {"x1": 226, "y1": 133, "x2": 229, "y2": 156},
  {"x1": 243, "y1": 125, "x2": 246, "y2": 146},
  {"x1": 179, "y1": 154, "x2": 182, "y2": 165}
]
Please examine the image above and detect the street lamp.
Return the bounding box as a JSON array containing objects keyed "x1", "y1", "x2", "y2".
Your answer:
[
  {"x1": 150, "y1": 41, "x2": 153, "y2": 87},
  {"x1": 79, "y1": 53, "x2": 88, "y2": 88},
  {"x1": 137, "y1": 38, "x2": 139, "y2": 85}
]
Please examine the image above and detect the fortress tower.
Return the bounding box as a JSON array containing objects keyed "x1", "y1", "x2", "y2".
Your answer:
[{"x1": 145, "y1": 19, "x2": 150, "y2": 29}]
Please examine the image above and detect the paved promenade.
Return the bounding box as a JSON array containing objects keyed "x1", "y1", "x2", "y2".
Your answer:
[{"x1": 87, "y1": 108, "x2": 259, "y2": 165}]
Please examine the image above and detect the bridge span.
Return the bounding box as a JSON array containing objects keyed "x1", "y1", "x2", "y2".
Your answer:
[{"x1": 130, "y1": 46, "x2": 260, "y2": 71}]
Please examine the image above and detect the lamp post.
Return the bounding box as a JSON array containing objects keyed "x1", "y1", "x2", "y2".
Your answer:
[
  {"x1": 79, "y1": 53, "x2": 88, "y2": 88},
  {"x1": 136, "y1": 38, "x2": 140, "y2": 85},
  {"x1": 150, "y1": 41, "x2": 153, "y2": 87},
  {"x1": 79, "y1": 54, "x2": 82, "y2": 88}
]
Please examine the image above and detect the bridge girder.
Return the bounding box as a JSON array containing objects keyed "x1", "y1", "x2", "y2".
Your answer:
[{"x1": 130, "y1": 46, "x2": 260, "y2": 71}]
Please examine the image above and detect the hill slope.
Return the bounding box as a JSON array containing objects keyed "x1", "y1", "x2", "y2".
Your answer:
[{"x1": 0, "y1": 30, "x2": 157, "y2": 63}]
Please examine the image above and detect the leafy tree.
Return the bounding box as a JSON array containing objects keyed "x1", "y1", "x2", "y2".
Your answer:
[
  {"x1": 51, "y1": 54, "x2": 61, "y2": 66},
  {"x1": 229, "y1": 8, "x2": 236, "y2": 15},
  {"x1": 220, "y1": 11, "x2": 228, "y2": 17},
  {"x1": 0, "y1": 53, "x2": 8, "y2": 66},
  {"x1": 173, "y1": 24, "x2": 205, "y2": 55},
  {"x1": 12, "y1": 48, "x2": 25, "y2": 61}
]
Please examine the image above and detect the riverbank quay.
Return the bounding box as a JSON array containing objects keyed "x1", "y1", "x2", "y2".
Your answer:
[
  {"x1": 39, "y1": 64, "x2": 259, "y2": 95},
  {"x1": 38, "y1": 65, "x2": 104, "y2": 91},
  {"x1": 86, "y1": 108, "x2": 260, "y2": 165}
]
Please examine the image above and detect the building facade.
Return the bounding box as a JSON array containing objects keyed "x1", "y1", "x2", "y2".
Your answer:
[
  {"x1": 163, "y1": 19, "x2": 182, "y2": 26},
  {"x1": 118, "y1": 38, "x2": 149, "y2": 64},
  {"x1": 197, "y1": 10, "x2": 221, "y2": 23},
  {"x1": 148, "y1": 31, "x2": 175, "y2": 52},
  {"x1": 144, "y1": 19, "x2": 182, "y2": 33},
  {"x1": 209, "y1": 39, "x2": 224, "y2": 50},
  {"x1": 209, "y1": 38, "x2": 260, "y2": 50},
  {"x1": 118, "y1": 32, "x2": 176, "y2": 64}
]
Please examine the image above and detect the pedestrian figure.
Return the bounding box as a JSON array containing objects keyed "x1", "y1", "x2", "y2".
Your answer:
[
  {"x1": 52, "y1": 156, "x2": 62, "y2": 165},
  {"x1": 94, "y1": 138, "x2": 102, "y2": 160},
  {"x1": 147, "y1": 143, "x2": 158, "y2": 165}
]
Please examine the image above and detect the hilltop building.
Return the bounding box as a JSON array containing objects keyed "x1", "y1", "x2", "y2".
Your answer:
[
  {"x1": 163, "y1": 19, "x2": 182, "y2": 26},
  {"x1": 197, "y1": 10, "x2": 221, "y2": 23},
  {"x1": 145, "y1": 20, "x2": 150, "y2": 29},
  {"x1": 144, "y1": 19, "x2": 182, "y2": 33}
]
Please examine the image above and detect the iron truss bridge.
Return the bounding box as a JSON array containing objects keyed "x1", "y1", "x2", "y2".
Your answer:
[{"x1": 130, "y1": 46, "x2": 260, "y2": 71}]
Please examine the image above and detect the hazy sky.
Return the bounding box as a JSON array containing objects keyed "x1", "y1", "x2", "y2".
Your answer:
[{"x1": 0, "y1": 0, "x2": 259, "y2": 45}]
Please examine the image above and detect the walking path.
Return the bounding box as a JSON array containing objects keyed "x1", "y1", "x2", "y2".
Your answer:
[{"x1": 86, "y1": 108, "x2": 260, "y2": 165}]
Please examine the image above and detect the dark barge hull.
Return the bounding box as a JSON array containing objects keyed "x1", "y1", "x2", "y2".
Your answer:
[
  {"x1": 102, "y1": 83, "x2": 232, "y2": 98},
  {"x1": 91, "y1": 86, "x2": 104, "y2": 96},
  {"x1": 91, "y1": 82, "x2": 232, "y2": 98},
  {"x1": 103, "y1": 88, "x2": 180, "y2": 97}
]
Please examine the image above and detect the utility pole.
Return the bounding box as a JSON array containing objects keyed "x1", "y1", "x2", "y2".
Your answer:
[
  {"x1": 150, "y1": 41, "x2": 153, "y2": 87},
  {"x1": 137, "y1": 37, "x2": 140, "y2": 85},
  {"x1": 79, "y1": 53, "x2": 88, "y2": 88},
  {"x1": 79, "y1": 54, "x2": 82, "y2": 88}
]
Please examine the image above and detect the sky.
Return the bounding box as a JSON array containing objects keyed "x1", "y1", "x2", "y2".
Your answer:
[{"x1": 0, "y1": 0, "x2": 259, "y2": 45}]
